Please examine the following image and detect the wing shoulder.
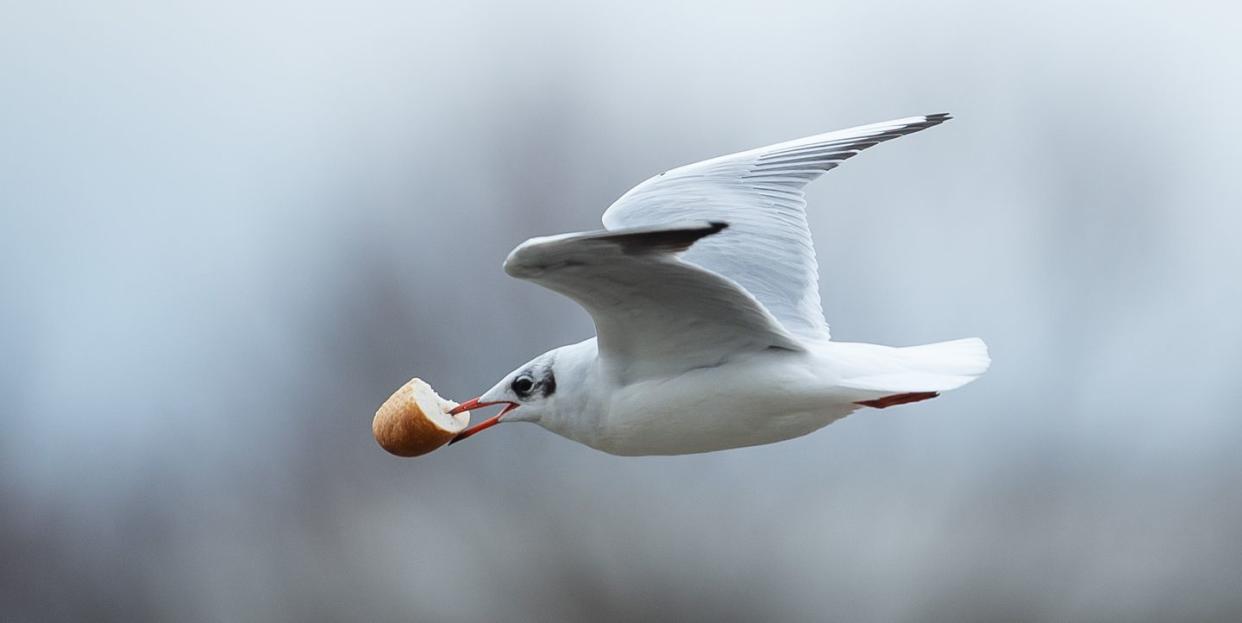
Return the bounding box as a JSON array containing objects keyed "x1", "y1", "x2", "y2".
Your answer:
[{"x1": 502, "y1": 222, "x2": 803, "y2": 380}]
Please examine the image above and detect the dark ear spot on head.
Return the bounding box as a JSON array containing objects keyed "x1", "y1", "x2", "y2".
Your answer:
[{"x1": 541, "y1": 369, "x2": 556, "y2": 397}]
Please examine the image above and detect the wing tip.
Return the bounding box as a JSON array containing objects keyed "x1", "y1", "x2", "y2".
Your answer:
[
  {"x1": 504, "y1": 221, "x2": 732, "y2": 275},
  {"x1": 899, "y1": 112, "x2": 952, "y2": 133},
  {"x1": 880, "y1": 112, "x2": 953, "y2": 134},
  {"x1": 601, "y1": 220, "x2": 730, "y2": 254}
]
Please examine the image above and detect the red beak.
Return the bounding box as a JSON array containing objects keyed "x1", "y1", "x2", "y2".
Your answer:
[{"x1": 448, "y1": 398, "x2": 519, "y2": 445}]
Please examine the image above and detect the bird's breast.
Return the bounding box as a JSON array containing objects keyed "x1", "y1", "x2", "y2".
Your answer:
[{"x1": 567, "y1": 349, "x2": 857, "y2": 456}]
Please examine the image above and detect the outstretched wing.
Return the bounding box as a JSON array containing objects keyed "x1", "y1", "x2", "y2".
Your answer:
[
  {"x1": 603, "y1": 114, "x2": 951, "y2": 341},
  {"x1": 504, "y1": 221, "x2": 802, "y2": 381}
]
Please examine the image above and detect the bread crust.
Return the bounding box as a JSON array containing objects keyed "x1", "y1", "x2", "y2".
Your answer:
[{"x1": 372, "y1": 378, "x2": 469, "y2": 457}]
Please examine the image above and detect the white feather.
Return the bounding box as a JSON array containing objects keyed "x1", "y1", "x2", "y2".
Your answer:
[
  {"x1": 603, "y1": 114, "x2": 952, "y2": 340},
  {"x1": 503, "y1": 221, "x2": 801, "y2": 382},
  {"x1": 478, "y1": 115, "x2": 990, "y2": 455}
]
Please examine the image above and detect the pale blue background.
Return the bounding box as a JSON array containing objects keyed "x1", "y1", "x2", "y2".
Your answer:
[{"x1": 3, "y1": 1, "x2": 1241, "y2": 620}]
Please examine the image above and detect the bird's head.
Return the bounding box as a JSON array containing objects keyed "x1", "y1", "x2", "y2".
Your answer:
[{"x1": 448, "y1": 350, "x2": 559, "y2": 445}]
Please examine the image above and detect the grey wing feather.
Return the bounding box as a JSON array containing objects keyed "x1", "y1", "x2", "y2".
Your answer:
[
  {"x1": 504, "y1": 221, "x2": 802, "y2": 381},
  {"x1": 602, "y1": 113, "x2": 952, "y2": 340}
]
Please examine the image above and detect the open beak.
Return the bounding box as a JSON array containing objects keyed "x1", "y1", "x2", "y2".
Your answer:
[{"x1": 448, "y1": 398, "x2": 519, "y2": 445}]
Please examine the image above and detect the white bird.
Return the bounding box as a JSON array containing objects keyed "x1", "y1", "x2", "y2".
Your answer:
[{"x1": 449, "y1": 113, "x2": 989, "y2": 455}]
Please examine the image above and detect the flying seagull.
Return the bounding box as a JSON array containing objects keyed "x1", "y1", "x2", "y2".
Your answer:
[{"x1": 449, "y1": 113, "x2": 989, "y2": 455}]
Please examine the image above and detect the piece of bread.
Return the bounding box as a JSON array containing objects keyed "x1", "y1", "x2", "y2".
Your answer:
[{"x1": 372, "y1": 378, "x2": 470, "y2": 457}]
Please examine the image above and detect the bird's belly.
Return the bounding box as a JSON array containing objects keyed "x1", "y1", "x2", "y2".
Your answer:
[{"x1": 587, "y1": 353, "x2": 858, "y2": 456}]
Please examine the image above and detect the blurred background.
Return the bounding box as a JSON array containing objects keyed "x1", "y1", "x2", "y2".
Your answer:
[{"x1": 3, "y1": 1, "x2": 1241, "y2": 621}]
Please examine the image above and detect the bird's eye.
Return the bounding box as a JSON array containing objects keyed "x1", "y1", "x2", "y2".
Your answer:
[{"x1": 511, "y1": 376, "x2": 535, "y2": 396}]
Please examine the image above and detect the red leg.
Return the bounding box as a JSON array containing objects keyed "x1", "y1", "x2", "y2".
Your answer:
[{"x1": 854, "y1": 391, "x2": 940, "y2": 409}]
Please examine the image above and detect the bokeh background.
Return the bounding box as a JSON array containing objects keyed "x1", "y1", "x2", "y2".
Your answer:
[{"x1": 3, "y1": 1, "x2": 1241, "y2": 621}]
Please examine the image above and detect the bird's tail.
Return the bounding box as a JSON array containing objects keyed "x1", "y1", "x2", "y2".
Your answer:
[{"x1": 838, "y1": 337, "x2": 991, "y2": 397}]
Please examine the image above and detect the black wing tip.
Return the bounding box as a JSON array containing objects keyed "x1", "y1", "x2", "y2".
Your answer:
[
  {"x1": 599, "y1": 220, "x2": 730, "y2": 254},
  {"x1": 903, "y1": 113, "x2": 952, "y2": 133},
  {"x1": 685, "y1": 220, "x2": 729, "y2": 243},
  {"x1": 880, "y1": 113, "x2": 952, "y2": 139}
]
